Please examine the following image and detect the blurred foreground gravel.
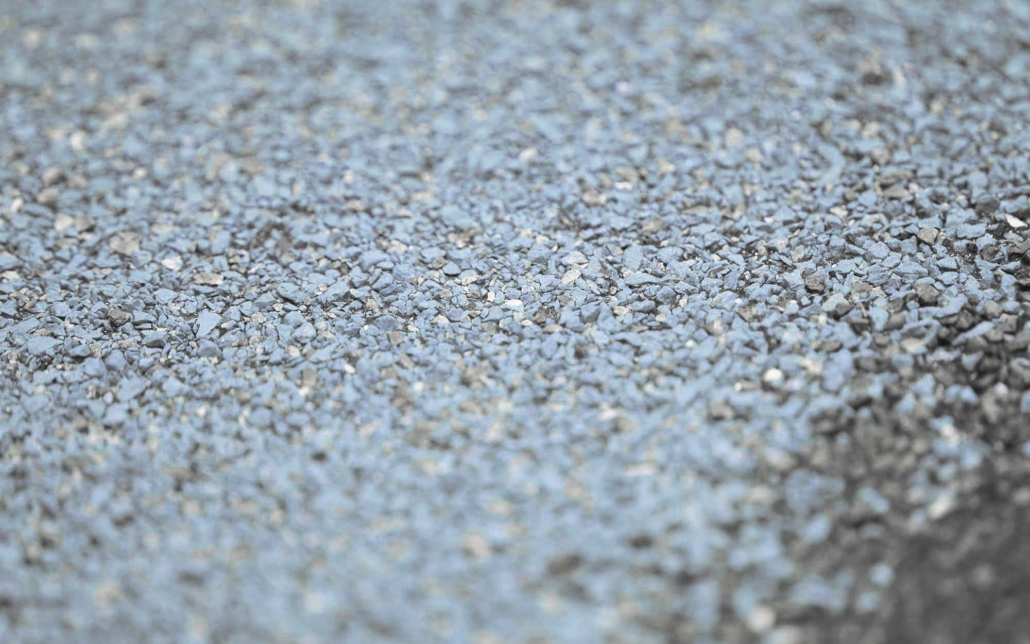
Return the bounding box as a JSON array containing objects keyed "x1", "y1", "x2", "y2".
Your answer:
[{"x1": 3, "y1": 1, "x2": 1030, "y2": 643}]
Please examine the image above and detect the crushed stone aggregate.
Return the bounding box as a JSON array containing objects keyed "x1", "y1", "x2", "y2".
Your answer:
[{"x1": 3, "y1": 1, "x2": 1030, "y2": 643}]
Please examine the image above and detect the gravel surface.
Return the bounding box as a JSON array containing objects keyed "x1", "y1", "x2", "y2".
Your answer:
[{"x1": 3, "y1": 1, "x2": 1030, "y2": 643}]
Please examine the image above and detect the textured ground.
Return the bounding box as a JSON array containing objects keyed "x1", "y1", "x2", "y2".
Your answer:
[{"x1": 3, "y1": 1, "x2": 1030, "y2": 643}]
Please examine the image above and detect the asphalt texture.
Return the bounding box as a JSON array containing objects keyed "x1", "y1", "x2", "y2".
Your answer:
[{"x1": 3, "y1": 1, "x2": 1030, "y2": 643}]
